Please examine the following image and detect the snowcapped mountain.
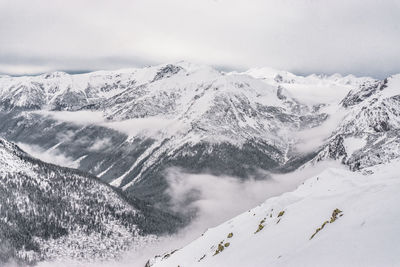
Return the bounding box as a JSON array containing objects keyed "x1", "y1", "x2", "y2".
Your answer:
[
  {"x1": 0, "y1": 138, "x2": 157, "y2": 265},
  {"x1": 0, "y1": 62, "x2": 329, "y2": 208},
  {"x1": 149, "y1": 159, "x2": 400, "y2": 267}
]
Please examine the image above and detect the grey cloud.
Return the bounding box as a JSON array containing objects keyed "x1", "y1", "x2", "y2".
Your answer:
[{"x1": 1, "y1": 0, "x2": 400, "y2": 78}]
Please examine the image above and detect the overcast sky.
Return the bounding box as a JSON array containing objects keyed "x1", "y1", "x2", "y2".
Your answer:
[{"x1": 1, "y1": 0, "x2": 400, "y2": 77}]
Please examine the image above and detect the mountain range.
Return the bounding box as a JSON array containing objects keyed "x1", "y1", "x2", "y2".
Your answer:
[{"x1": 0, "y1": 62, "x2": 399, "y2": 266}]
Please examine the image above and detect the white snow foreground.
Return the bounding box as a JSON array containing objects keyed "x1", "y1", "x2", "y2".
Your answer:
[{"x1": 150, "y1": 160, "x2": 400, "y2": 267}]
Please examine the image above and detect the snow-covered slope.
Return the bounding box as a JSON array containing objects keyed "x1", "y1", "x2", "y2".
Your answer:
[
  {"x1": 0, "y1": 138, "x2": 155, "y2": 265},
  {"x1": 149, "y1": 159, "x2": 400, "y2": 267}
]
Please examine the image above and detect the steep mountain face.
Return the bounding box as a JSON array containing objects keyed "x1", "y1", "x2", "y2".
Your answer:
[
  {"x1": 0, "y1": 138, "x2": 158, "y2": 265},
  {"x1": 0, "y1": 62, "x2": 330, "y2": 208},
  {"x1": 311, "y1": 75, "x2": 400, "y2": 169},
  {"x1": 149, "y1": 159, "x2": 400, "y2": 267}
]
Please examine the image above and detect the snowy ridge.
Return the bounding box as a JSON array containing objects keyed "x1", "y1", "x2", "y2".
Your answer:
[{"x1": 149, "y1": 159, "x2": 400, "y2": 267}]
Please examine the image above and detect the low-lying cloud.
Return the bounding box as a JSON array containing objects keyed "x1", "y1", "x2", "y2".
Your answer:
[
  {"x1": 17, "y1": 142, "x2": 79, "y2": 169},
  {"x1": 88, "y1": 137, "x2": 112, "y2": 151},
  {"x1": 32, "y1": 110, "x2": 184, "y2": 138},
  {"x1": 32, "y1": 110, "x2": 105, "y2": 125},
  {"x1": 164, "y1": 161, "x2": 346, "y2": 234},
  {"x1": 295, "y1": 109, "x2": 347, "y2": 153}
]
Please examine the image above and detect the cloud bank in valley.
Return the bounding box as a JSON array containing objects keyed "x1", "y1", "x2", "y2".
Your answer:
[
  {"x1": 32, "y1": 110, "x2": 182, "y2": 138},
  {"x1": 294, "y1": 109, "x2": 348, "y2": 153},
  {"x1": 17, "y1": 142, "x2": 79, "y2": 169}
]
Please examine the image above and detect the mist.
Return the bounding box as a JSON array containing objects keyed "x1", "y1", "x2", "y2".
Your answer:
[
  {"x1": 32, "y1": 110, "x2": 184, "y2": 138},
  {"x1": 295, "y1": 109, "x2": 347, "y2": 153},
  {"x1": 17, "y1": 142, "x2": 79, "y2": 169}
]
